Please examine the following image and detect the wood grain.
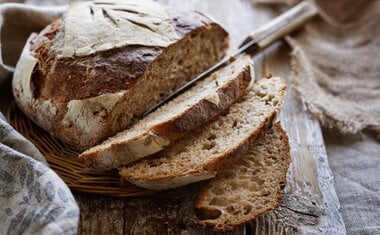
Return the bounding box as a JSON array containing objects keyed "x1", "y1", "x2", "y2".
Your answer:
[
  {"x1": 252, "y1": 40, "x2": 345, "y2": 234},
  {"x1": 24, "y1": 0, "x2": 345, "y2": 234}
]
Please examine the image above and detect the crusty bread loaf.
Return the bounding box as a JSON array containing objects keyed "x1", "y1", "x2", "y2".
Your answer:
[
  {"x1": 194, "y1": 123, "x2": 291, "y2": 231},
  {"x1": 79, "y1": 55, "x2": 254, "y2": 170},
  {"x1": 12, "y1": 0, "x2": 228, "y2": 150},
  {"x1": 119, "y1": 76, "x2": 287, "y2": 190}
]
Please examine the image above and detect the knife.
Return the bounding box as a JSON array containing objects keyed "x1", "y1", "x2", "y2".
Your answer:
[{"x1": 143, "y1": 1, "x2": 318, "y2": 116}]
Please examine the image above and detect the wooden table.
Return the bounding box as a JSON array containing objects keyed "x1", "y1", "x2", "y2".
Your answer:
[
  {"x1": 27, "y1": 0, "x2": 345, "y2": 234},
  {"x1": 71, "y1": 0, "x2": 345, "y2": 234}
]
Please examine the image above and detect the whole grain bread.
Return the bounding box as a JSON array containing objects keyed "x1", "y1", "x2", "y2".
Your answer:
[
  {"x1": 12, "y1": 0, "x2": 228, "y2": 150},
  {"x1": 79, "y1": 55, "x2": 254, "y2": 170},
  {"x1": 119, "y1": 76, "x2": 287, "y2": 190},
  {"x1": 194, "y1": 122, "x2": 291, "y2": 231}
]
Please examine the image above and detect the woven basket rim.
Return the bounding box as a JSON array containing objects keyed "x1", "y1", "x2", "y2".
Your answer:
[{"x1": 7, "y1": 103, "x2": 155, "y2": 197}]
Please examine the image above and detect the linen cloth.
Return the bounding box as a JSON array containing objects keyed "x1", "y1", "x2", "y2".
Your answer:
[
  {"x1": 324, "y1": 131, "x2": 380, "y2": 235},
  {"x1": 286, "y1": 0, "x2": 380, "y2": 138},
  {"x1": 0, "y1": 3, "x2": 79, "y2": 235}
]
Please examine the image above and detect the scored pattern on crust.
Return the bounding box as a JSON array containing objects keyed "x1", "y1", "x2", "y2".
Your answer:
[{"x1": 54, "y1": 0, "x2": 180, "y2": 58}]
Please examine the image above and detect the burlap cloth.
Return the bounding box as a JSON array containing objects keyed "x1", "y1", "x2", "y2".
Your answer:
[
  {"x1": 0, "y1": 0, "x2": 379, "y2": 234},
  {"x1": 284, "y1": 0, "x2": 380, "y2": 234}
]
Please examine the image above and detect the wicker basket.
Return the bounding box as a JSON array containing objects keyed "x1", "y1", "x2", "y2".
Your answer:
[{"x1": 7, "y1": 103, "x2": 155, "y2": 197}]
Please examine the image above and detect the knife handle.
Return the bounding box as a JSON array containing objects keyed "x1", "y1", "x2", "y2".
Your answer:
[{"x1": 239, "y1": 1, "x2": 318, "y2": 55}]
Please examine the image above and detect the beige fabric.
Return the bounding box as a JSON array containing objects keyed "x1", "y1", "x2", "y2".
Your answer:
[
  {"x1": 0, "y1": 3, "x2": 65, "y2": 83},
  {"x1": 286, "y1": 0, "x2": 380, "y2": 138}
]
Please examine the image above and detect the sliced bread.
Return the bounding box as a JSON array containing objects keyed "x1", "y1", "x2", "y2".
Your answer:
[
  {"x1": 194, "y1": 122, "x2": 291, "y2": 231},
  {"x1": 119, "y1": 76, "x2": 287, "y2": 190},
  {"x1": 79, "y1": 55, "x2": 254, "y2": 170}
]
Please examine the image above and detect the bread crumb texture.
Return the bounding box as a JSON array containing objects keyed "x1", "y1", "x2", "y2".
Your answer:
[
  {"x1": 195, "y1": 123, "x2": 291, "y2": 231},
  {"x1": 119, "y1": 76, "x2": 287, "y2": 190},
  {"x1": 79, "y1": 55, "x2": 253, "y2": 170}
]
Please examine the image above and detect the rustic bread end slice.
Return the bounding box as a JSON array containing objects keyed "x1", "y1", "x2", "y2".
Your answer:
[
  {"x1": 79, "y1": 55, "x2": 254, "y2": 170},
  {"x1": 194, "y1": 123, "x2": 291, "y2": 231},
  {"x1": 119, "y1": 76, "x2": 287, "y2": 190}
]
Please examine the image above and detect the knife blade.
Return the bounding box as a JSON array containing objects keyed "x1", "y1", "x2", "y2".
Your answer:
[{"x1": 143, "y1": 1, "x2": 318, "y2": 117}]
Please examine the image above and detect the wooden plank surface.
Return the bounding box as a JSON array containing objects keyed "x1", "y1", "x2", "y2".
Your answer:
[
  {"x1": 25, "y1": 0, "x2": 345, "y2": 234},
  {"x1": 253, "y1": 41, "x2": 345, "y2": 234}
]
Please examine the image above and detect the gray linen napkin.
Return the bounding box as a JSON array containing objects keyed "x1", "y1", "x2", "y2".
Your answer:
[{"x1": 0, "y1": 3, "x2": 79, "y2": 235}]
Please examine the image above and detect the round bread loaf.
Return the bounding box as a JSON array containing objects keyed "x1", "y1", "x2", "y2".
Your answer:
[{"x1": 12, "y1": 0, "x2": 229, "y2": 150}]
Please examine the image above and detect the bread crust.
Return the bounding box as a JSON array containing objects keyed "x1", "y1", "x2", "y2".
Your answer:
[
  {"x1": 79, "y1": 56, "x2": 253, "y2": 170},
  {"x1": 12, "y1": 4, "x2": 229, "y2": 150}
]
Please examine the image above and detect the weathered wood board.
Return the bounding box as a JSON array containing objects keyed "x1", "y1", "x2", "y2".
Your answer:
[{"x1": 25, "y1": 0, "x2": 345, "y2": 234}]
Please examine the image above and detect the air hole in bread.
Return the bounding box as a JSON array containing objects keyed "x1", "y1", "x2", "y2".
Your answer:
[
  {"x1": 243, "y1": 204, "x2": 252, "y2": 215},
  {"x1": 226, "y1": 205, "x2": 234, "y2": 214},
  {"x1": 202, "y1": 142, "x2": 216, "y2": 150},
  {"x1": 194, "y1": 207, "x2": 222, "y2": 220},
  {"x1": 207, "y1": 134, "x2": 217, "y2": 141},
  {"x1": 261, "y1": 190, "x2": 271, "y2": 196}
]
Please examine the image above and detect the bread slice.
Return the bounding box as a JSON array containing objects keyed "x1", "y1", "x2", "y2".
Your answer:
[
  {"x1": 119, "y1": 76, "x2": 287, "y2": 190},
  {"x1": 79, "y1": 55, "x2": 254, "y2": 170},
  {"x1": 194, "y1": 123, "x2": 291, "y2": 231}
]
